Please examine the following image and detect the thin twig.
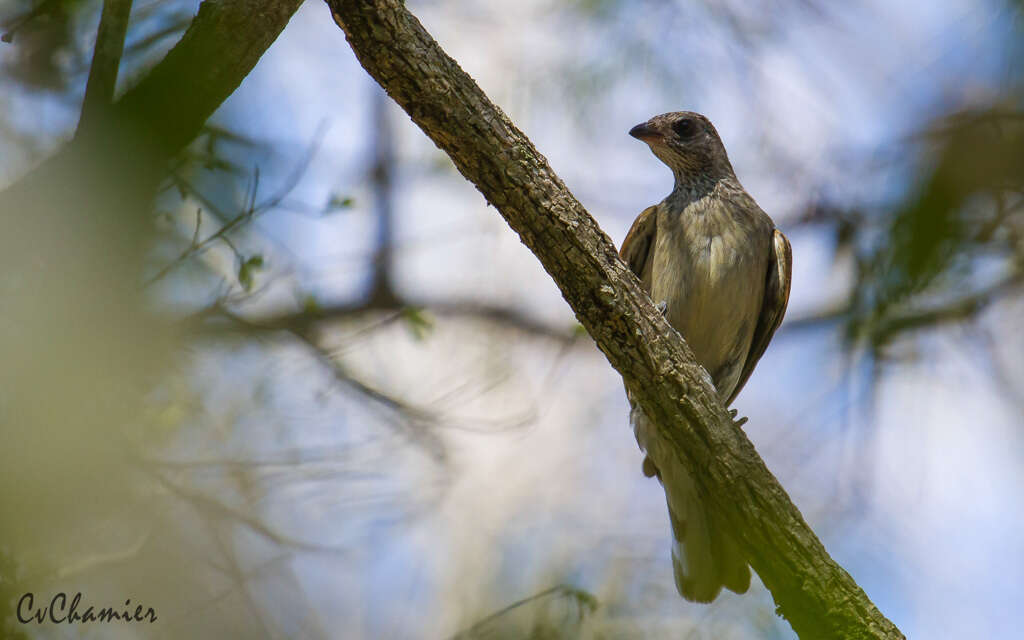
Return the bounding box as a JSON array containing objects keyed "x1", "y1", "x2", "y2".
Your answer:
[
  {"x1": 150, "y1": 469, "x2": 347, "y2": 554},
  {"x1": 449, "y1": 584, "x2": 596, "y2": 640},
  {"x1": 201, "y1": 298, "x2": 582, "y2": 344},
  {"x1": 146, "y1": 124, "x2": 329, "y2": 287}
]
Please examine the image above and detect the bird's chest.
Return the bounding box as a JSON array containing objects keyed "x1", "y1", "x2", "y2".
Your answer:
[{"x1": 650, "y1": 205, "x2": 765, "y2": 385}]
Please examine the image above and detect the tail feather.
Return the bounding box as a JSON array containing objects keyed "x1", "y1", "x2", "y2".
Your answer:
[
  {"x1": 662, "y1": 456, "x2": 750, "y2": 603},
  {"x1": 714, "y1": 520, "x2": 751, "y2": 595},
  {"x1": 630, "y1": 399, "x2": 749, "y2": 602}
]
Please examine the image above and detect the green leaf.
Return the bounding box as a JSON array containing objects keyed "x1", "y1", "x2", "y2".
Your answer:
[
  {"x1": 401, "y1": 306, "x2": 434, "y2": 341},
  {"x1": 301, "y1": 294, "x2": 320, "y2": 313},
  {"x1": 238, "y1": 255, "x2": 264, "y2": 291},
  {"x1": 325, "y1": 194, "x2": 355, "y2": 213}
]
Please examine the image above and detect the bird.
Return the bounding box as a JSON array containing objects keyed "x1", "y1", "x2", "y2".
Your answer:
[{"x1": 620, "y1": 111, "x2": 792, "y2": 603}]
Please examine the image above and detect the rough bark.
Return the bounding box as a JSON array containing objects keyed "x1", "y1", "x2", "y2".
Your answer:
[{"x1": 323, "y1": 1, "x2": 905, "y2": 639}]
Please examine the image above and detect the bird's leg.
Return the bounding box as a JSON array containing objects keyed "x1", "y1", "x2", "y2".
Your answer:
[
  {"x1": 729, "y1": 408, "x2": 748, "y2": 427},
  {"x1": 656, "y1": 300, "x2": 668, "y2": 315}
]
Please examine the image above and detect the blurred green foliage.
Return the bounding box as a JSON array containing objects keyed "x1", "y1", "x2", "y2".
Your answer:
[{"x1": 843, "y1": 108, "x2": 1024, "y2": 354}]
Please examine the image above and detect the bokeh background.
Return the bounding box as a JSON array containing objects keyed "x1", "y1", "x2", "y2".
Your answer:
[{"x1": 1, "y1": 0, "x2": 1023, "y2": 638}]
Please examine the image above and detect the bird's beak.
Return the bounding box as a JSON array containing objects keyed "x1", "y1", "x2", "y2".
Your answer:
[{"x1": 629, "y1": 122, "x2": 662, "y2": 144}]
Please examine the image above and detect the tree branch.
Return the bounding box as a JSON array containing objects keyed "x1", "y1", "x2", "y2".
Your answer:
[
  {"x1": 76, "y1": 0, "x2": 133, "y2": 137},
  {"x1": 323, "y1": 1, "x2": 903, "y2": 638},
  {"x1": 110, "y1": 0, "x2": 304, "y2": 160},
  {"x1": 0, "y1": 0, "x2": 306, "y2": 338},
  {"x1": 3, "y1": 0, "x2": 304, "y2": 203},
  {"x1": 782, "y1": 270, "x2": 1024, "y2": 341},
  {"x1": 200, "y1": 298, "x2": 581, "y2": 344}
]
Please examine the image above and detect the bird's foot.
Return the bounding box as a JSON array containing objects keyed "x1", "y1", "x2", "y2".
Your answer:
[
  {"x1": 655, "y1": 300, "x2": 668, "y2": 316},
  {"x1": 729, "y1": 408, "x2": 749, "y2": 427},
  {"x1": 641, "y1": 456, "x2": 661, "y2": 479}
]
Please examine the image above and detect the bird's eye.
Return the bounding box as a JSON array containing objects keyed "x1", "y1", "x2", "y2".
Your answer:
[{"x1": 672, "y1": 118, "x2": 696, "y2": 138}]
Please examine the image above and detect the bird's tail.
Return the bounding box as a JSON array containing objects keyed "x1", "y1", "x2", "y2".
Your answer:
[{"x1": 661, "y1": 458, "x2": 751, "y2": 602}]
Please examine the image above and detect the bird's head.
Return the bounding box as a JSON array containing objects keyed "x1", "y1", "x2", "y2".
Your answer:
[{"x1": 629, "y1": 111, "x2": 735, "y2": 185}]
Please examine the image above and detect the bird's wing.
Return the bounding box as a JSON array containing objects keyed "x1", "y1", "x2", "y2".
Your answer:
[
  {"x1": 726, "y1": 228, "x2": 792, "y2": 406},
  {"x1": 619, "y1": 205, "x2": 658, "y2": 293}
]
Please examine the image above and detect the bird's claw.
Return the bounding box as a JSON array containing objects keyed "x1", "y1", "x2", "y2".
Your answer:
[
  {"x1": 655, "y1": 300, "x2": 668, "y2": 315},
  {"x1": 729, "y1": 408, "x2": 749, "y2": 427}
]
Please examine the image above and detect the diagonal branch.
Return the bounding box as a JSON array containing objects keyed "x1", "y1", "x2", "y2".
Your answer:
[
  {"x1": 323, "y1": 1, "x2": 903, "y2": 638},
  {"x1": 110, "y1": 0, "x2": 303, "y2": 160}
]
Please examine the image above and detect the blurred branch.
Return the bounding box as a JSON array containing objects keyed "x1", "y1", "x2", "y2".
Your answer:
[
  {"x1": 783, "y1": 269, "x2": 1023, "y2": 338},
  {"x1": 368, "y1": 87, "x2": 398, "y2": 305},
  {"x1": 55, "y1": 529, "x2": 151, "y2": 579},
  {"x1": 873, "y1": 270, "x2": 1024, "y2": 337},
  {"x1": 204, "y1": 298, "x2": 582, "y2": 344},
  {"x1": 0, "y1": 0, "x2": 60, "y2": 43},
  {"x1": 149, "y1": 123, "x2": 328, "y2": 286},
  {"x1": 204, "y1": 521, "x2": 276, "y2": 638},
  {"x1": 450, "y1": 584, "x2": 598, "y2": 640},
  {"x1": 146, "y1": 194, "x2": 255, "y2": 286},
  {"x1": 76, "y1": 0, "x2": 133, "y2": 136},
  {"x1": 120, "y1": 15, "x2": 190, "y2": 60},
  {"x1": 2, "y1": 0, "x2": 304, "y2": 204},
  {"x1": 324, "y1": 1, "x2": 903, "y2": 638},
  {"x1": 778, "y1": 305, "x2": 848, "y2": 332},
  {"x1": 219, "y1": 302, "x2": 540, "y2": 457},
  {"x1": 151, "y1": 470, "x2": 346, "y2": 554},
  {"x1": 289, "y1": 324, "x2": 451, "y2": 461},
  {"x1": 143, "y1": 444, "x2": 361, "y2": 471},
  {"x1": 110, "y1": 0, "x2": 303, "y2": 159}
]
